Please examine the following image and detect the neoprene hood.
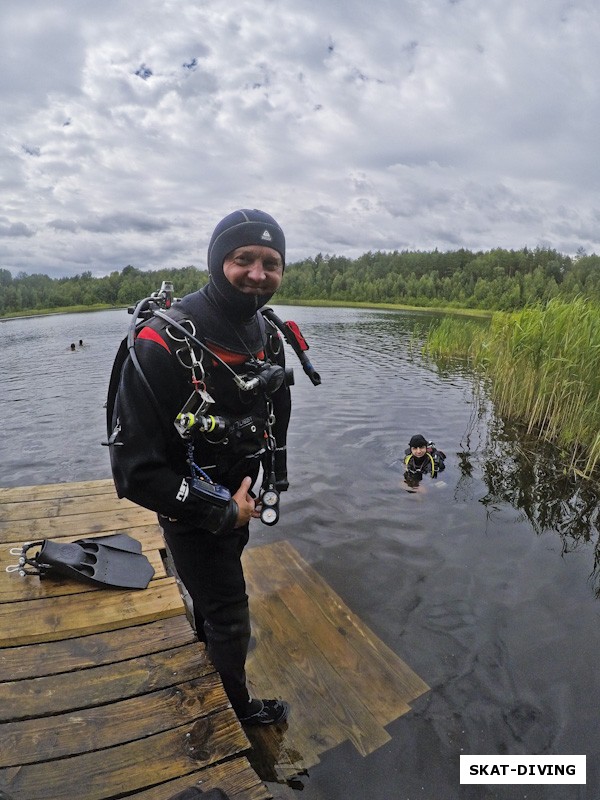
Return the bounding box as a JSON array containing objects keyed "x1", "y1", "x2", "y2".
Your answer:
[
  {"x1": 205, "y1": 208, "x2": 286, "y2": 319},
  {"x1": 208, "y1": 209, "x2": 286, "y2": 273}
]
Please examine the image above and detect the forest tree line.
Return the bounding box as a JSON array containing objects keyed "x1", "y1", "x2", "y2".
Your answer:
[{"x1": 1, "y1": 247, "x2": 600, "y2": 315}]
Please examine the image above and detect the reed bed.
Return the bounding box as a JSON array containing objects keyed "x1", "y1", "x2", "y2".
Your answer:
[{"x1": 424, "y1": 298, "x2": 600, "y2": 477}]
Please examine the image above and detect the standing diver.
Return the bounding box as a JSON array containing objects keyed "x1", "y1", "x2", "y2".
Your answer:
[{"x1": 106, "y1": 209, "x2": 320, "y2": 725}]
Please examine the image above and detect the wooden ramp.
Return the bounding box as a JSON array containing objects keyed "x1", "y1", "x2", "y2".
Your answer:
[
  {"x1": 0, "y1": 480, "x2": 429, "y2": 797},
  {"x1": 243, "y1": 541, "x2": 429, "y2": 786}
]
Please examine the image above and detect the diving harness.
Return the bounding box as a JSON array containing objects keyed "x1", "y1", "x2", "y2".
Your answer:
[{"x1": 108, "y1": 281, "x2": 321, "y2": 526}]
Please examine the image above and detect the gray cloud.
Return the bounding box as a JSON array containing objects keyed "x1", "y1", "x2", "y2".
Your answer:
[
  {"x1": 1, "y1": 0, "x2": 599, "y2": 278},
  {"x1": 0, "y1": 217, "x2": 35, "y2": 237}
]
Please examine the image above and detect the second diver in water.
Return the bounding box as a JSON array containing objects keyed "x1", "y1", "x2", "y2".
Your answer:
[{"x1": 403, "y1": 433, "x2": 446, "y2": 487}]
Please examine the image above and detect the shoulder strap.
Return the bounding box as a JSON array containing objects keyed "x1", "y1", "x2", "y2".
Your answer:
[{"x1": 105, "y1": 336, "x2": 130, "y2": 439}]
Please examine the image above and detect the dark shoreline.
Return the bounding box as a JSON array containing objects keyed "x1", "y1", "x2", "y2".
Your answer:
[{"x1": 0, "y1": 300, "x2": 492, "y2": 322}]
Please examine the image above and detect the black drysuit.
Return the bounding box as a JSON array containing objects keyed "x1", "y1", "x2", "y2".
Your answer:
[{"x1": 107, "y1": 287, "x2": 291, "y2": 715}]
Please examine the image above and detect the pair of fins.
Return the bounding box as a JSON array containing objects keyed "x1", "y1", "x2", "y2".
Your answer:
[{"x1": 15, "y1": 533, "x2": 154, "y2": 590}]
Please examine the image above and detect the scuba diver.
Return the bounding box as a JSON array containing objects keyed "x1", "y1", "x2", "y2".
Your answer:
[
  {"x1": 403, "y1": 434, "x2": 446, "y2": 487},
  {"x1": 105, "y1": 209, "x2": 320, "y2": 726}
]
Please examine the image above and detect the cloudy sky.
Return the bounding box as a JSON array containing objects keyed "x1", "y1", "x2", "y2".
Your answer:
[{"x1": 2, "y1": 0, "x2": 599, "y2": 278}]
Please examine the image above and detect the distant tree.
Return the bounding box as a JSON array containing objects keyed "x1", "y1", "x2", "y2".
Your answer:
[{"x1": 1, "y1": 248, "x2": 598, "y2": 316}]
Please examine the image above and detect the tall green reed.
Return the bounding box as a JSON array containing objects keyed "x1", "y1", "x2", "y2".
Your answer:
[{"x1": 424, "y1": 298, "x2": 600, "y2": 477}]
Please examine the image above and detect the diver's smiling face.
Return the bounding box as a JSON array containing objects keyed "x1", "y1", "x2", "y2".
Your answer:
[
  {"x1": 223, "y1": 246, "x2": 283, "y2": 295},
  {"x1": 411, "y1": 445, "x2": 427, "y2": 457}
]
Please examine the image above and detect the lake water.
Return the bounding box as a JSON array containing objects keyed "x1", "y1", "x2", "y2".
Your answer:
[{"x1": 1, "y1": 306, "x2": 598, "y2": 800}]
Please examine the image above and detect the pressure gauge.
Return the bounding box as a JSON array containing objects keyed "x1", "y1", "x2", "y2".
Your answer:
[
  {"x1": 262, "y1": 489, "x2": 279, "y2": 507},
  {"x1": 261, "y1": 506, "x2": 279, "y2": 526}
]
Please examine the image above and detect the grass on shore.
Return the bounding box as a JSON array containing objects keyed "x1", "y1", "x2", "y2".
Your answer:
[{"x1": 424, "y1": 297, "x2": 600, "y2": 477}]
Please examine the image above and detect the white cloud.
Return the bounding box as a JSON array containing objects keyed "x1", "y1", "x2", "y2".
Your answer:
[{"x1": 1, "y1": 0, "x2": 599, "y2": 278}]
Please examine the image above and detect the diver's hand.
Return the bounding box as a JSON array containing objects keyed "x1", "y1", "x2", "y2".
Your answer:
[{"x1": 233, "y1": 476, "x2": 260, "y2": 527}]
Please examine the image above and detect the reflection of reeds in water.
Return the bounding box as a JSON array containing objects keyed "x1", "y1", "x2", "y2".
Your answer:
[{"x1": 423, "y1": 298, "x2": 600, "y2": 477}]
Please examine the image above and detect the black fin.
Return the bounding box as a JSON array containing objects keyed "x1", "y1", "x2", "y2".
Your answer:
[
  {"x1": 34, "y1": 539, "x2": 154, "y2": 590},
  {"x1": 74, "y1": 533, "x2": 143, "y2": 554}
]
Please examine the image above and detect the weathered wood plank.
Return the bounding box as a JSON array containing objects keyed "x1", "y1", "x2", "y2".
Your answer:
[
  {"x1": 246, "y1": 543, "x2": 410, "y2": 725},
  {"x1": 0, "y1": 577, "x2": 184, "y2": 646},
  {"x1": 246, "y1": 603, "x2": 322, "y2": 772},
  {"x1": 0, "y1": 616, "x2": 197, "y2": 681},
  {"x1": 280, "y1": 581, "x2": 412, "y2": 719},
  {"x1": 0, "y1": 479, "x2": 115, "y2": 503},
  {"x1": 242, "y1": 539, "x2": 430, "y2": 777},
  {"x1": 1, "y1": 523, "x2": 164, "y2": 551},
  {"x1": 0, "y1": 478, "x2": 426, "y2": 799},
  {"x1": 245, "y1": 655, "x2": 320, "y2": 784},
  {"x1": 0, "y1": 493, "x2": 141, "y2": 522},
  {"x1": 0, "y1": 709, "x2": 249, "y2": 800},
  {"x1": 0, "y1": 506, "x2": 157, "y2": 542},
  {"x1": 247, "y1": 540, "x2": 429, "y2": 714},
  {"x1": 0, "y1": 547, "x2": 166, "y2": 602},
  {"x1": 0, "y1": 675, "x2": 230, "y2": 767},
  {"x1": 244, "y1": 595, "x2": 323, "y2": 780},
  {"x1": 0, "y1": 641, "x2": 211, "y2": 721},
  {"x1": 126, "y1": 758, "x2": 270, "y2": 800},
  {"x1": 1, "y1": 524, "x2": 164, "y2": 553},
  {"x1": 251, "y1": 593, "x2": 391, "y2": 758}
]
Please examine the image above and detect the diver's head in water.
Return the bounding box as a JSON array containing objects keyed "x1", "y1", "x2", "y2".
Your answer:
[{"x1": 408, "y1": 433, "x2": 428, "y2": 459}]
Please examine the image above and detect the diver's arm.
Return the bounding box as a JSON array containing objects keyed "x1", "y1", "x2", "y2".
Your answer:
[{"x1": 110, "y1": 340, "x2": 238, "y2": 534}]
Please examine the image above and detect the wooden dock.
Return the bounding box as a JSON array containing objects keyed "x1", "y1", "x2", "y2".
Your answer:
[{"x1": 0, "y1": 480, "x2": 429, "y2": 799}]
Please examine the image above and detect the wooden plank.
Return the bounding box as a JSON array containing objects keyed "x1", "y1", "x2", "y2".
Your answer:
[
  {"x1": 246, "y1": 601, "x2": 322, "y2": 773},
  {"x1": 0, "y1": 674, "x2": 230, "y2": 767},
  {"x1": 0, "y1": 493, "x2": 141, "y2": 522},
  {"x1": 0, "y1": 577, "x2": 184, "y2": 646},
  {"x1": 0, "y1": 480, "x2": 427, "y2": 797},
  {"x1": 1, "y1": 523, "x2": 164, "y2": 550},
  {"x1": 0, "y1": 547, "x2": 166, "y2": 603},
  {"x1": 242, "y1": 539, "x2": 429, "y2": 776},
  {"x1": 280, "y1": 581, "x2": 412, "y2": 718},
  {"x1": 0, "y1": 616, "x2": 197, "y2": 681},
  {"x1": 0, "y1": 506, "x2": 157, "y2": 543},
  {"x1": 246, "y1": 541, "x2": 429, "y2": 715},
  {"x1": 0, "y1": 479, "x2": 116, "y2": 503},
  {"x1": 250, "y1": 593, "x2": 391, "y2": 757},
  {"x1": 0, "y1": 641, "x2": 211, "y2": 722},
  {"x1": 0, "y1": 709, "x2": 249, "y2": 800},
  {"x1": 244, "y1": 610, "x2": 323, "y2": 781},
  {"x1": 126, "y1": 758, "x2": 270, "y2": 800}
]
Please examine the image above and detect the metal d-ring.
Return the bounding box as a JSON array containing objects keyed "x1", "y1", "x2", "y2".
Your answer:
[{"x1": 165, "y1": 318, "x2": 196, "y2": 343}]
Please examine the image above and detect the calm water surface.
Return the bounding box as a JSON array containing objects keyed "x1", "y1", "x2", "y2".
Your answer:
[{"x1": 1, "y1": 307, "x2": 598, "y2": 800}]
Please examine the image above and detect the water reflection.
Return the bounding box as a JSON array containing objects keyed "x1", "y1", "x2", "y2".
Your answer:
[{"x1": 458, "y1": 409, "x2": 600, "y2": 596}]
